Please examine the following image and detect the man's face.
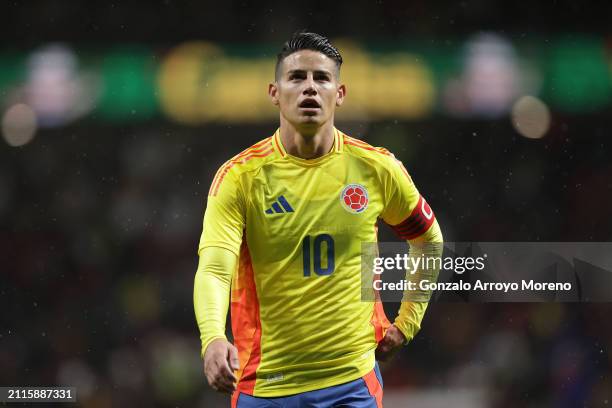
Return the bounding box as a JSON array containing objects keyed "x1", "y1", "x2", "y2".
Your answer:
[{"x1": 269, "y1": 50, "x2": 345, "y2": 131}]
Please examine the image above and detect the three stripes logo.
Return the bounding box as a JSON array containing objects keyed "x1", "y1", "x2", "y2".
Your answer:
[{"x1": 265, "y1": 195, "x2": 294, "y2": 214}]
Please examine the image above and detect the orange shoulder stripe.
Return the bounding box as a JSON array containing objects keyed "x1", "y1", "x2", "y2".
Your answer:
[
  {"x1": 228, "y1": 137, "x2": 272, "y2": 163},
  {"x1": 395, "y1": 158, "x2": 412, "y2": 180},
  {"x1": 208, "y1": 138, "x2": 272, "y2": 195},
  {"x1": 209, "y1": 147, "x2": 274, "y2": 196},
  {"x1": 344, "y1": 140, "x2": 376, "y2": 151},
  {"x1": 344, "y1": 137, "x2": 393, "y2": 157}
]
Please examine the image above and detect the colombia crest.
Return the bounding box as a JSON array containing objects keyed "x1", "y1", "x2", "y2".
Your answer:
[{"x1": 341, "y1": 184, "x2": 369, "y2": 213}]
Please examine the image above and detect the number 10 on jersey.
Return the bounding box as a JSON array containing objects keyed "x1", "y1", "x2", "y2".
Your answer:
[{"x1": 302, "y1": 234, "x2": 335, "y2": 276}]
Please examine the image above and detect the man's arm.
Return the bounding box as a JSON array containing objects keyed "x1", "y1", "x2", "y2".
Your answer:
[
  {"x1": 377, "y1": 152, "x2": 444, "y2": 360},
  {"x1": 195, "y1": 162, "x2": 245, "y2": 393},
  {"x1": 376, "y1": 219, "x2": 443, "y2": 360},
  {"x1": 194, "y1": 246, "x2": 240, "y2": 393},
  {"x1": 395, "y1": 218, "x2": 443, "y2": 340},
  {"x1": 194, "y1": 246, "x2": 236, "y2": 358}
]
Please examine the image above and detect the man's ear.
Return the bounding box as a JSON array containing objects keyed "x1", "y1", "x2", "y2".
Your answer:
[
  {"x1": 336, "y1": 84, "x2": 346, "y2": 107},
  {"x1": 268, "y1": 82, "x2": 279, "y2": 106}
]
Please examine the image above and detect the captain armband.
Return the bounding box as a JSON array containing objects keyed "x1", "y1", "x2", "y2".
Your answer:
[{"x1": 389, "y1": 196, "x2": 435, "y2": 240}]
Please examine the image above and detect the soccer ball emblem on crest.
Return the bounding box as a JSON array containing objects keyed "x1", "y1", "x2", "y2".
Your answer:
[{"x1": 341, "y1": 184, "x2": 369, "y2": 213}]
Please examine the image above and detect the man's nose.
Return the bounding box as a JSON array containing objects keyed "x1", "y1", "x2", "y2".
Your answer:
[{"x1": 302, "y1": 76, "x2": 317, "y2": 95}]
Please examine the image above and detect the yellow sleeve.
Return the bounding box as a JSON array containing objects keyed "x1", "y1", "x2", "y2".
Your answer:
[
  {"x1": 380, "y1": 153, "x2": 421, "y2": 227},
  {"x1": 394, "y1": 220, "x2": 443, "y2": 343},
  {"x1": 193, "y1": 246, "x2": 238, "y2": 359},
  {"x1": 194, "y1": 163, "x2": 245, "y2": 358},
  {"x1": 378, "y1": 151, "x2": 443, "y2": 342},
  {"x1": 199, "y1": 163, "x2": 246, "y2": 256}
]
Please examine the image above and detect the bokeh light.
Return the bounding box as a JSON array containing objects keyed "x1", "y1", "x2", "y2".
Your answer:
[
  {"x1": 511, "y1": 95, "x2": 551, "y2": 139},
  {"x1": 2, "y1": 103, "x2": 37, "y2": 147}
]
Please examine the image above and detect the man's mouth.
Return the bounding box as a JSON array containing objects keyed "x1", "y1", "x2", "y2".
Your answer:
[{"x1": 299, "y1": 99, "x2": 321, "y2": 109}]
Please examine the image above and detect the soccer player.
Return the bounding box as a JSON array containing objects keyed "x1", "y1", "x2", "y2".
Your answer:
[{"x1": 194, "y1": 31, "x2": 443, "y2": 407}]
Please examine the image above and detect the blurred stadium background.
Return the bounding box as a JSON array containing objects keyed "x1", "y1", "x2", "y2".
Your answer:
[{"x1": 1, "y1": 1, "x2": 611, "y2": 407}]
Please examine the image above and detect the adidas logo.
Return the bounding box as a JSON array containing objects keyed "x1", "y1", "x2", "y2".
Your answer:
[{"x1": 265, "y1": 195, "x2": 294, "y2": 214}]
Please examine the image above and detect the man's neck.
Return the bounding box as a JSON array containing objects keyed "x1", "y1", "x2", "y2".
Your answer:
[{"x1": 279, "y1": 119, "x2": 335, "y2": 160}]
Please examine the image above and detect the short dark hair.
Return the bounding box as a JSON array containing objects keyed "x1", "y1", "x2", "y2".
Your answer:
[{"x1": 275, "y1": 31, "x2": 343, "y2": 80}]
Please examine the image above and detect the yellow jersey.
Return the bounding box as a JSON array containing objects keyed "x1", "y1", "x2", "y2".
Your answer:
[{"x1": 198, "y1": 128, "x2": 436, "y2": 397}]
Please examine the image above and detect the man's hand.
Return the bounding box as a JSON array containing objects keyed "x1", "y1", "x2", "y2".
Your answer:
[
  {"x1": 375, "y1": 325, "x2": 406, "y2": 362},
  {"x1": 203, "y1": 339, "x2": 240, "y2": 393}
]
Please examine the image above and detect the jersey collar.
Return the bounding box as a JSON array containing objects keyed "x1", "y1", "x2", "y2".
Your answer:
[{"x1": 273, "y1": 127, "x2": 344, "y2": 163}]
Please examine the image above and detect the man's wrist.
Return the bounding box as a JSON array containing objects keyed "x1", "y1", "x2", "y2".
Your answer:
[
  {"x1": 201, "y1": 336, "x2": 228, "y2": 359},
  {"x1": 391, "y1": 323, "x2": 411, "y2": 345}
]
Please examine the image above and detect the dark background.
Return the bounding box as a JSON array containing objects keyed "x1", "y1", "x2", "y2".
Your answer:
[{"x1": 1, "y1": 1, "x2": 611, "y2": 407}]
